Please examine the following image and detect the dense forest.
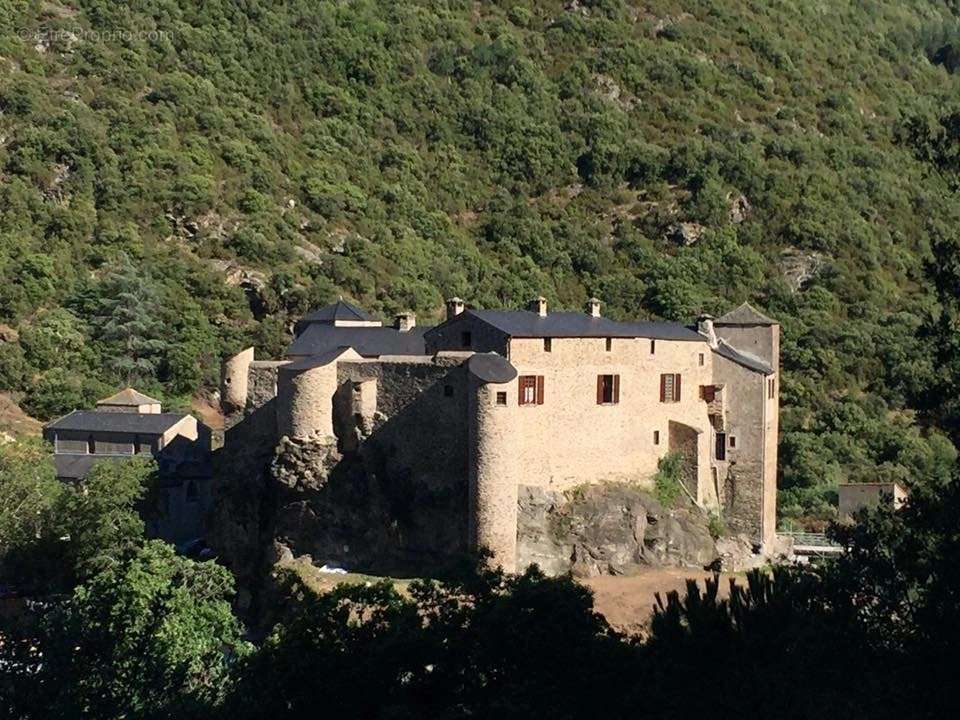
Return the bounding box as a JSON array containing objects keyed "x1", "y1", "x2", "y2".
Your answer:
[
  {"x1": 3, "y1": 0, "x2": 960, "y2": 522},
  {"x1": 2, "y1": 443, "x2": 959, "y2": 718}
]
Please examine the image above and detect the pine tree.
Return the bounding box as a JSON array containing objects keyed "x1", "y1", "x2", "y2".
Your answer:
[{"x1": 89, "y1": 256, "x2": 169, "y2": 384}]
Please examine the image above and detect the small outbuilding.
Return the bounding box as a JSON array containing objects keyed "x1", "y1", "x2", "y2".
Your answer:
[{"x1": 838, "y1": 482, "x2": 908, "y2": 520}]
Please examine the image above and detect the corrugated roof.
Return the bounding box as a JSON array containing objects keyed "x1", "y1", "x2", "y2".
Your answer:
[
  {"x1": 298, "y1": 299, "x2": 375, "y2": 325},
  {"x1": 45, "y1": 411, "x2": 189, "y2": 434},
  {"x1": 97, "y1": 388, "x2": 161, "y2": 406},
  {"x1": 286, "y1": 324, "x2": 430, "y2": 358},
  {"x1": 713, "y1": 340, "x2": 774, "y2": 375},
  {"x1": 459, "y1": 309, "x2": 704, "y2": 341},
  {"x1": 715, "y1": 302, "x2": 777, "y2": 326}
]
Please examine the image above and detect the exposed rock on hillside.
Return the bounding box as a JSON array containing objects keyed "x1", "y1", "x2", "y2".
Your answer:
[
  {"x1": 517, "y1": 483, "x2": 719, "y2": 577},
  {"x1": 779, "y1": 248, "x2": 826, "y2": 292}
]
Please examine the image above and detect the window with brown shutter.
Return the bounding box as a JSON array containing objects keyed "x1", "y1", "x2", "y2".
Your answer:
[
  {"x1": 660, "y1": 373, "x2": 681, "y2": 403},
  {"x1": 768, "y1": 377, "x2": 776, "y2": 399},
  {"x1": 519, "y1": 376, "x2": 543, "y2": 406},
  {"x1": 597, "y1": 374, "x2": 619, "y2": 404}
]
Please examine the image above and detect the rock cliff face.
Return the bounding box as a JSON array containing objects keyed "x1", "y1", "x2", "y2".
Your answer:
[{"x1": 516, "y1": 483, "x2": 719, "y2": 577}]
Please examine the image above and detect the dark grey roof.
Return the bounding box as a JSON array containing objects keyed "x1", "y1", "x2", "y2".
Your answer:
[
  {"x1": 45, "y1": 411, "x2": 189, "y2": 435},
  {"x1": 452, "y1": 309, "x2": 704, "y2": 341},
  {"x1": 298, "y1": 299, "x2": 375, "y2": 325},
  {"x1": 713, "y1": 340, "x2": 774, "y2": 375},
  {"x1": 286, "y1": 324, "x2": 430, "y2": 358},
  {"x1": 53, "y1": 454, "x2": 127, "y2": 481},
  {"x1": 468, "y1": 353, "x2": 517, "y2": 384},
  {"x1": 282, "y1": 347, "x2": 357, "y2": 371},
  {"x1": 715, "y1": 302, "x2": 777, "y2": 326}
]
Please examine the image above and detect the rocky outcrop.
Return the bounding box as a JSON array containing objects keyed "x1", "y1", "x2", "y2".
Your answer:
[
  {"x1": 779, "y1": 248, "x2": 825, "y2": 293},
  {"x1": 665, "y1": 221, "x2": 706, "y2": 246},
  {"x1": 517, "y1": 483, "x2": 720, "y2": 577}
]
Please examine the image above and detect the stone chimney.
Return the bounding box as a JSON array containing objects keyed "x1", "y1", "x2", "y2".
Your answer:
[
  {"x1": 587, "y1": 297, "x2": 601, "y2": 318},
  {"x1": 698, "y1": 313, "x2": 718, "y2": 349},
  {"x1": 528, "y1": 296, "x2": 548, "y2": 317},
  {"x1": 445, "y1": 297, "x2": 465, "y2": 321},
  {"x1": 394, "y1": 312, "x2": 416, "y2": 332}
]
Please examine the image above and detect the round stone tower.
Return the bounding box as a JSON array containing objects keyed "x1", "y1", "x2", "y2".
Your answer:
[
  {"x1": 467, "y1": 353, "x2": 519, "y2": 572},
  {"x1": 221, "y1": 347, "x2": 255, "y2": 414},
  {"x1": 277, "y1": 348, "x2": 361, "y2": 442}
]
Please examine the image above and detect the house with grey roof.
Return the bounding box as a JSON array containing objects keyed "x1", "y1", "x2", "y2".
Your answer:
[{"x1": 43, "y1": 389, "x2": 212, "y2": 544}]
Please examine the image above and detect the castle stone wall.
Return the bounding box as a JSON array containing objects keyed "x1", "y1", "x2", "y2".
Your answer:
[
  {"x1": 712, "y1": 353, "x2": 766, "y2": 542},
  {"x1": 504, "y1": 336, "x2": 715, "y2": 503},
  {"x1": 425, "y1": 315, "x2": 509, "y2": 355}
]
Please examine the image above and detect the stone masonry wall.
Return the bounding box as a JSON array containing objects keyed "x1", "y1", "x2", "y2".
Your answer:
[
  {"x1": 711, "y1": 353, "x2": 765, "y2": 542},
  {"x1": 505, "y1": 336, "x2": 715, "y2": 503}
]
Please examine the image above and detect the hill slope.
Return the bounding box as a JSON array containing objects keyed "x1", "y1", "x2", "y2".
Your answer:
[{"x1": 2, "y1": 0, "x2": 960, "y2": 521}]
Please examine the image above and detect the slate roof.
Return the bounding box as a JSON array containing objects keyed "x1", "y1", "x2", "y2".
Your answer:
[
  {"x1": 449, "y1": 309, "x2": 704, "y2": 341},
  {"x1": 713, "y1": 340, "x2": 774, "y2": 375},
  {"x1": 97, "y1": 388, "x2": 160, "y2": 406},
  {"x1": 286, "y1": 324, "x2": 430, "y2": 358},
  {"x1": 467, "y1": 353, "x2": 517, "y2": 383},
  {"x1": 715, "y1": 302, "x2": 777, "y2": 326},
  {"x1": 53, "y1": 454, "x2": 126, "y2": 481},
  {"x1": 299, "y1": 299, "x2": 375, "y2": 325},
  {"x1": 45, "y1": 411, "x2": 189, "y2": 435}
]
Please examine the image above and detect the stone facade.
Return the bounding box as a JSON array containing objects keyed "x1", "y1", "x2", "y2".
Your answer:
[{"x1": 215, "y1": 299, "x2": 780, "y2": 574}]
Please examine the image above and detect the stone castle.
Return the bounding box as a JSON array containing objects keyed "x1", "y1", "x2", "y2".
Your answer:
[{"x1": 219, "y1": 296, "x2": 779, "y2": 574}]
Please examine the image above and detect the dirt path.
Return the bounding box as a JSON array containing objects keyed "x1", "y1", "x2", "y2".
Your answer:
[
  {"x1": 582, "y1": 569, "x2": 741, "y2": 635},
  {"x1": 283, "y1": 558, "x2": 740, "y2": 636}
]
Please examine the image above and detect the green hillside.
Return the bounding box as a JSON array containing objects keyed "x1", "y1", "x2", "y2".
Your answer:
[{"x1": 2, "y1": 0, "x2": 960, "y2": 522}]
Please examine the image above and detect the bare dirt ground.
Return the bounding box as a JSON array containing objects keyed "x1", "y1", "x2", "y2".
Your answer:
[
  {"x1": 282, "y1": 558, "x2": 740, "y2": 637},
  {"x1": 583, "y1": 569, "x2": 741, "y2": 635},
  {"x1": 0, "y1": 393, "x2": 42, "y2": 438}
]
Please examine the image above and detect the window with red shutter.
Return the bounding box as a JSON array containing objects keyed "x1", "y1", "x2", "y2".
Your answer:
[
  {"x1": 519, "y1": 376, "x2": 543, "y2": 406},
  {"x1": 597, "y1": 374, "x2": 619, "y2": 404},
  {"x1": 660, "y1": 373, "x2": 681, "y2": 403}
]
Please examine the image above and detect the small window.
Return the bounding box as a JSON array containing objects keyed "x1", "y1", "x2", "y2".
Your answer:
[
  {"x1": 605, "y1": 338, "x2": 613, "y2": 352},
  {"x1": 716, "y1": 432, "x2": 727, "y2": 461},
  {"x1": 87, "y1": 435, "x2": 95, "y2": 454},
  {"x1": 650, "y1": 339, "x2": 656, "y2": 354},
  {"x1": 496, "y1": 391, "x2": 508, "y2": 406},
  {"x1": 653, "y1": 430, "x2": 660, "y2": 445},
  {"x1": 519, "y1": 375, "x2": 544, "y2": 406},
  {"x1": 461, "y1": 331, "x2": 472, "y2": 349},
  {"x1": 596, "y1": 374, "x2": 620, "y2": 405},
  {"x1": 730, "y1": 436, "x2": 737, "y2": 449},
  {"x1": 699, "y1": 353, "x2": 705, "y2": 366},
  {"x1": 444, "y1": 385, "x2": 454, "y2": 397},
  {"x1": 544, "y1": 338, "x2": 552, "y2": 352},
  {"x1": 660, "y1": 373, "x2": 681, "y2": 403},
  {"x1": 768, "y1": 377, "x2": 776, "y2": 399}
]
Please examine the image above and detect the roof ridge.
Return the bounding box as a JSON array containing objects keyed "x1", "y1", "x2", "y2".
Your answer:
[{"x1": 715, "y1": 302, "x2": 777, "y2": 326}]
